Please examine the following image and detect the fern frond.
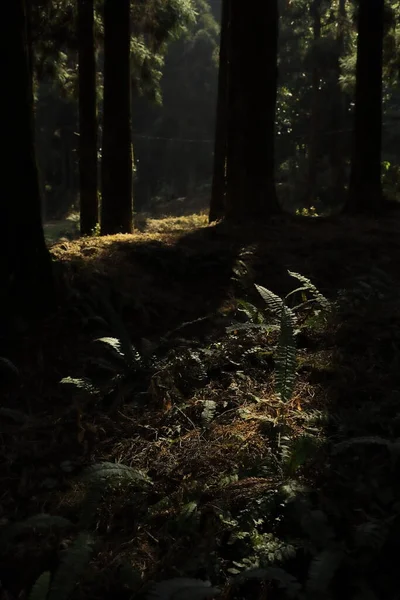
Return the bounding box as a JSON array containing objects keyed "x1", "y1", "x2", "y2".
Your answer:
[
  {"x1": 201, "y1": 400, "x2": 216, "y2": 424},
  {"x1": 48, "y1": 533, "x2": 94, "y2": 600},
  {"x1": 281, "y1": 434, "x2": 321, "y2": 476},
  {"x1": 1, "y1": 514, "x2": 72, "y2": 543},
  {"x1": 354, "y1": 521, "x2": 388, "y2": 551},
  {"x1": 0, "y1": 407, "x2": 30, "y2": 423},
  {"x1": 99, "y1": 296, "x2": 138, "y2": 365},
  {"x1": 233, "y1": 567, "x2": 301, "y2": 599},
  {"x1": 0, "y1": 357, "x2": 19, "y2": 377},
  {"x1": 306, "y1": 549, "x2": 343, "y2": 594},
  {"x1": 80, "y1": 462, "x2": 153, "y2": 526},
  {"x1": 226, "y1": 323, "x2": 279, "y2": 334},
  {"x1": 79, "y1": 483, "x2": 104, "y2": 529},
  {"x1": 236, "y1": 299, "x2": 266, "y2": 324},
  {"x1": 147, "y1": 578, "x2": 220, "y2": 600},
  {"x1": 287, "y1": 271, "x2": 330, "y2": 310},
  {"x1": 29, "y1": 571, "x2": 51, "y2": 600},
  {"x1": 300, "y1": 509, "x2": 334, "y2": 547},
  {"x1": 82, "y1": 462, "x2": 152, "y2": 486},
  {"x1": 255, "y1": 285, "x2": 297, "y2": 326},
  {"x1": 332, "y1": 436, "x2": 392, "y2": 454},
  {"x1": 94, "y1": 337, "x2": 124, "y2": 355},
  {"x1": 60, "y1": 377, "x2": 99, "y2": 396},
  {"x1": 275, "y1": 306, "x2": 297, "y2": 403}
]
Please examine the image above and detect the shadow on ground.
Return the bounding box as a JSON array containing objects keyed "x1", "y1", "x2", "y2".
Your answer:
[{"x1": 2, "y1": 214, "x2": 400, "y2": 599}]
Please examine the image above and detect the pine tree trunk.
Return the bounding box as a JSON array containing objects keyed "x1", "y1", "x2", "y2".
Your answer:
[
  {"x1": 329, "y1": 0, "x2": 347, "y2": 208},
  {"x1": 1, "y1": 0, "x2": 54, "y2": 321},
  {"x1": 78, "y1": 0, "x2": 98, "y2": 236},
  {"x1": 303, "y1": 0, "x2": 322, "y2": 208},
  {"x1": 209, "y1": 0, "x2": 230, "y2": 223},
  {"x1": 101, "y1": 0, "x2": 133, "y2": 235},
  {"x1": 345, "y1": 0, "x2": 384, "y2": 214},
  {"x1": 225, "y1": 0, "x2": 280, "y2": 221}
]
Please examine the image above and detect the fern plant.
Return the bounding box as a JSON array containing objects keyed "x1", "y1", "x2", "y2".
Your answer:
[
  {"x1": 61, "y1": 332, "x2": 155, "y2": 412},
  {"x1": 1, "y1": 514, "x2": 73, "y2": 545},
  {"x1": 28, "y1": 533, "x2": 94, "y2": 600},
  {"x1": 255, "y1": 272, "x2": 330, "y2": 403},
  {"x1": 79, "y1": 461, "x2": 153, "y2": 527}
]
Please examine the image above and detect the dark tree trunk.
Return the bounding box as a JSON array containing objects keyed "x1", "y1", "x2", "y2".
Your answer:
[
  {"x1": 78, "y1": 0, "x2": 98, "y2": 236},
  {"x1": 209, "y1": 0, "x2": 230, "y2": 223},
  {"x1": 101, "y1": 0, "x2": 133, "y2": 235},
  {"x1": 1, "y1": 0, "x2": 54, "y2": 322},
  {"x1": 225, "y1": 0, "x2": 280, "y2": 221},
  {"x1": 303, "y1": 0, "x2": 322, "y2": 207},
  {"x1": 345, "y1": 0, "x2": 384, "y2": 214},
  {"x1": 329, "y1": 0, "x2": 347, "y2": 208}
]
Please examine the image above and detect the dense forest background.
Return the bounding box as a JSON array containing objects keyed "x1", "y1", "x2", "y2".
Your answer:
[{"x1": 36, "y1": 0, "x2": 400, "y2": 224}]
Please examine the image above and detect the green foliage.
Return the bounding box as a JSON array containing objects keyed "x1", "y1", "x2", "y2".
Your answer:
[
  {"x1": 275, "y1": 305, "x2": 297, "y2": 403},
  {"x1": 306, "y1": 548, "x2": 343, "y2": 595},
  {"x1": 255, "y1": 273, "x2": 329, "y2": 402},
  {"x1": 80, "y1": 462, "x2": 153, "y2": 526},
  {"x1": 287, "y1": 271, "x2": 330, "y2": 311},
  {"x1": 201, "y1": 399, "x2": 217, "y2": 424},
  {"x1": 61, "y1": 300, "x2": 156, "y2": 411},
  {"x1": 280, "y1": 434, "x2": 322, "y2": 476},
  {"x1": 29, "y1": 534, "x2": 94, "y2": 600},
  {"x1": 29, "y1": 572, "x2": 51, "y2": 600},
  {"x1": 1, "y1": 514, "x2": 72, "y2": 545},
  {"x1": 48, "y1": 533, "x2": 94, "y2": 600}
]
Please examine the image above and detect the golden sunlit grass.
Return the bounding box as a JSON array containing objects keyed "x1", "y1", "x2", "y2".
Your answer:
[{"x1": 45, "y1": 211, "x2": 209, "y2": 246}]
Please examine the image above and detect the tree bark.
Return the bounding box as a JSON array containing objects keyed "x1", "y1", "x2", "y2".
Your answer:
[
  {"x1": 303, "y1": 0, "x2": 322, "y2": 208},
  {"x1": 78, "y1": 0, "x2": 98, "y2": 236},
  {"x1": 209, "y1": 0, "x2": 230, "y2": 223},
  {"x1": 1, "y1": 0, "x2": 54, "y2": 321},
  {"x1": 329, "y1": 0, "x2": 347, "y2": 208},
  {"x1": 345, "y1": 0, "x2": 384, "y2": 214},
  {"x1": 225, "y1": 0, "x2": 280, "y2": 221},
  {"x1": 101, "y1": 0, "x2": 133, "y2": 235}
]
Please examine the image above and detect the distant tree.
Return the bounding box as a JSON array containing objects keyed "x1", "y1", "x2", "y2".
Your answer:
[
  {"x1": 101, "y1": 0, "x2": 133, "y2": 234},
  {"x1": 345, "y1": 0, "x2": 384, "y2": 214},
  {"x1": 209, "y1": 0, "x2": 229, "y2": 223},
  {"x1": 328, "y1": 0, "x2": 347, "y2": 207},
  {"x1": 2, "y1": 0, "x2": 54, "y2": 319},
  {"x1": 303, "y1": 0, "x2": 322, "y2": 208},
  {"x1": 78, "y1": 0, "x2": 98, "y2": 235},
  {"x1": 224, "y1": 0, "x2": 281, "y2": 221}
]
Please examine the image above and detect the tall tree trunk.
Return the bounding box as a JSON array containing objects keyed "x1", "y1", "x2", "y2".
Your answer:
[
  {"x1": 1, "y1": 0, "x2": 54, "y2": 321},
  {"x1": 78, "y1": 0, "x2": 98, "y2": 236},
  {"x1": 209, "y1": 0, "x2": 230, "y2": 223},
  {"x1": 303, "y1": 0, "x2": 322, "y2": 208},
  {"x1": 345, "y1": 0, "x2": 384, "y2": 214},
  {"x1": 225, "y1": 0, "x2": 280, "y2": 221},
  {"x1": 101, "y1": 0, "x2": 133, "y2": 235},
  {"x1": 328, "y1": 0, "x2": 347, "y2": 208}
]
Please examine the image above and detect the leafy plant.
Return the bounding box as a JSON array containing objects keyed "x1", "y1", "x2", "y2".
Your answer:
[
  {"x1": 79, "y1": 461, "x2": 153, "y2": 527},
  {"x1": 255, "y1": 272, "x2": 330, "y2": 403},
  {"x1": 1, "y1": 514, "x2": 73, "y2": 545},
  {"x1": 29, "y1": 533, "x2": 94, "y2": 600}
]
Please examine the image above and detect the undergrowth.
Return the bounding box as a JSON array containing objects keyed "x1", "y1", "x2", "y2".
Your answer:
[{"x1": 2, "y1": 222, "x2": 400, "y2": 600}]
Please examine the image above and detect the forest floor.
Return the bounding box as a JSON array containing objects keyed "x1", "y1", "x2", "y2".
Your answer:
[{"x1": 2, "y1": 213, "x2": 400, "y2": 600}]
